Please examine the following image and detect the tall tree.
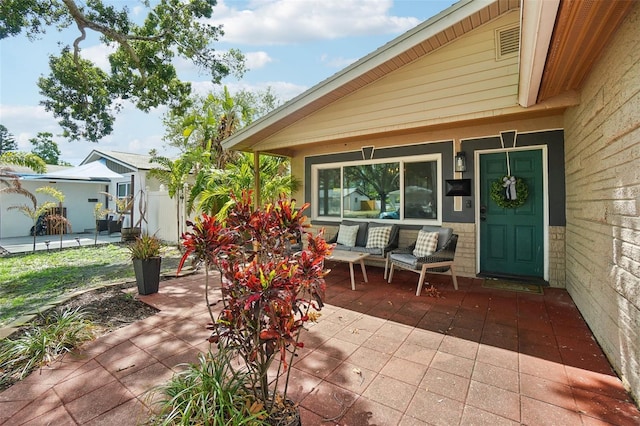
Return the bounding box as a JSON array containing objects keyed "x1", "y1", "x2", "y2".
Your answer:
[
  {"x1": 0, "y1": 0, "x2": 245, "y2": 142},
  {"x1": 162, "y1": 86, "x2": 279, "y2": 159},
  {"x1": 0, "y1": 124, "x2": 17, "y2": 154},
  {"x1": 29, "y1": 132, "x2": 69, "y2": 165}
]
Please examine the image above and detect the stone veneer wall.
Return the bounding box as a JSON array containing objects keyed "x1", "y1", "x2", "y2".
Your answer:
[{"x1": 562, "y1": 2, "x2": 639, "y2": 403}]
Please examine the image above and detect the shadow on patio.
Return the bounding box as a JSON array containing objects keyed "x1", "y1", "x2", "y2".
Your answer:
[{"x1": 291, "y1": 260, "x2": 640, "y2": 425}]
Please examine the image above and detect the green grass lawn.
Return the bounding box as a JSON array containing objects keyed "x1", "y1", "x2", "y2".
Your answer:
[{"x1": 0, "y1": 244, "x2": 183, "y2": 327}]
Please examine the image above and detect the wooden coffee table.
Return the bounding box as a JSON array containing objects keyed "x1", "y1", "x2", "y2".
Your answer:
[{"x1": 327, "y1": 251, "x2": 370, "y2": 290}]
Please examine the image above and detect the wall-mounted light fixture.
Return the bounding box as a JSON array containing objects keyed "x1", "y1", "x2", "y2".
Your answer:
[{"x1": 455, "y1": 152, "x2": 467, "y2": 173}]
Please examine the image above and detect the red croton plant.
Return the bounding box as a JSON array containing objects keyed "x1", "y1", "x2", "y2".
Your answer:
[{"x1": 177, "y1": 191, "x2": 332, "y2": 419}]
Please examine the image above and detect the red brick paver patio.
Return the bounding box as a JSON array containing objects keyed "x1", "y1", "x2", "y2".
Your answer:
[{"x1": 1, "y1": 264, "x2": 638, "y2": 425}]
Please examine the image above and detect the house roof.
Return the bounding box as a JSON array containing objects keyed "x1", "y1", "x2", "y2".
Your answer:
[
  {"x1": 222, "y1": 0, "x2": 634, "y2": 154},
  {"x1": 0, "y1": 164, "x2": 69, "y2": 176},
  {"x1": 38, "y1": 161, "x2": 124, "y2": 181},
  {"x1": 81, "y1": 150, "x2": 161, "y2": 172},
  {"x1": 3, "y1": 161, "x2": 121, "y2": 183}
]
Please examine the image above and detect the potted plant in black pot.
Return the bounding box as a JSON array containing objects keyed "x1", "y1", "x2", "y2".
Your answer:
[{"x1": 128, "y1": 234, "x2": 162, "y2": 295}]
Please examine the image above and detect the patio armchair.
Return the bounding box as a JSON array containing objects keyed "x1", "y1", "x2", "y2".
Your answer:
[{"x1": 387, "y1": 228, "x2": 458, "y2": 296}]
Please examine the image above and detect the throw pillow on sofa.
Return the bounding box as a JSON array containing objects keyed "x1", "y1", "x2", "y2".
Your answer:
[
  {"x1": 366, "y1": 226, "x2": 392, "y2": 249},
  {"x1": 413, "y1": 230, "x2": 439, "y2": 257},
  {"x1": 336, "y1": 224, "x2": 359, "y2": 247}
]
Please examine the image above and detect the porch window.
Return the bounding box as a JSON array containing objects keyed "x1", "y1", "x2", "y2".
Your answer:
[{"x1": 312, "y1": 154, "x2": 441, "y2": 223}]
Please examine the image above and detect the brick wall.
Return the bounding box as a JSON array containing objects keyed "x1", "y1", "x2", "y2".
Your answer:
[
  {"x1": 548, "y1": 226, "x2": 566, "y2": 288},
  {"x1": 563, "y1": 2, "x2": 640, "y2": 402}
]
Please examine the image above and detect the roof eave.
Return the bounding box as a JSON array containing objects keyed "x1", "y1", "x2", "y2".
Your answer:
[
  {"x1": 518, "y1": 0, "x2": 560, "y2": 108},
  {"x1": 222, "y1": 0, "x2": 496, "y2": 152}
]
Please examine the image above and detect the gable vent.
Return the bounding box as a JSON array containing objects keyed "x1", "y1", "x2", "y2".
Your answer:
[{"x1": 496, "y1": 26, "x2": 520, "y2": 60}]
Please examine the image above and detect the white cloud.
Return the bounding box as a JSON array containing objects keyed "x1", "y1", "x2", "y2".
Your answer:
[
  {"x1": 0, "y1": 105, "x2": 59, "y2": 143},
  {"x1": 80, "y1": 43, "x2": 117, "y2": 72},
  {"x1": 213, "y1": 0, "x2": 420, "y2": 45},
  {"x1": 245, "y1": 51, "x2": 273, "y2": 70}
]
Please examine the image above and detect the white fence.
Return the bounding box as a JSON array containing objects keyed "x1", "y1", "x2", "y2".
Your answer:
[{"x1": 145, "y1": 186, "x2": 193, "y2": 244}]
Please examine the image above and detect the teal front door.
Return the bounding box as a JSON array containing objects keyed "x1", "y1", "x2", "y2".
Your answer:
[{"x1": 479, "y1": 150, "x2": 544, "y2": 278}]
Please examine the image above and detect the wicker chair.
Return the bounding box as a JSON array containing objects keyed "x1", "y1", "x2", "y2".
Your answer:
[{"x1": 387, "y1": 232, "x2": 459, "y2": 296}]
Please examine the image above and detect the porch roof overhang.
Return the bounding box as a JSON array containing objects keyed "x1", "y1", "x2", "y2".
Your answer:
[
  {"x1": 520, "y1": 0, "x2": 635, "y2": 107},
  {"x1": 222, "y1": 0, "x2": 635, "y2": 155}
]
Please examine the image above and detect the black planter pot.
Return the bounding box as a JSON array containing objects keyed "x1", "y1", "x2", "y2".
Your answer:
[{"x1": 133, "y1": 257, "x2": 162, "y2": 295}]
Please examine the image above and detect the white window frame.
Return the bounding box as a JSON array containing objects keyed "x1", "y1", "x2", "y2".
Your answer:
[
  {"x1": 311, "y1": 153, "x2": 442, "y2": 224},
  {"x1": 116, "y1": 182, "x2": 131, "y2": 212}
]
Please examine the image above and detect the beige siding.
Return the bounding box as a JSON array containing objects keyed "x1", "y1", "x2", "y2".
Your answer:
[
  {"x1": 259, "y1": 12, "x2": 521, "y2": 151},
  {"x1": 563, "y1": 2, "x2": 640, "y2": 402}
]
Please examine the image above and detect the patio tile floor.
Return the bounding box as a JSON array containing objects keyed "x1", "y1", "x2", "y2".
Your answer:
[{"x1": 1, "y1": 263, "x2": 639, "y2": 425}]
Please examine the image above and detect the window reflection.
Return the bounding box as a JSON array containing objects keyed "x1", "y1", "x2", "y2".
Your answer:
[
  {"x1": 314, "y1": 155, "x2": 439, "y2": 221},
  {"x1": 403, "y1": 161, "x2": 437, "y2": 219},
  {"x1": 317, "y1": 168, "x2": 341, "y2": 217},
  {"x1": 343, "y1": 163, "x2": 399, "y2": 219}
]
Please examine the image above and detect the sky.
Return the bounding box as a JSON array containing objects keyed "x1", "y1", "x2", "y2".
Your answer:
[{"x1": 0, "y1": 0, "x2": 456, "y2": 165}]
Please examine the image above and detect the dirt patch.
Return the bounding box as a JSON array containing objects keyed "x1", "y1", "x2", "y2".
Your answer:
[{"x1": 58, "y1": 283, "x2": 160, "y2": 335}]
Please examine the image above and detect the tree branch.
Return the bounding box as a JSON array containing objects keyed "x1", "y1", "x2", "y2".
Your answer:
[{"x1": 61, "y1": 0, "x2": 148, "y2": 83}]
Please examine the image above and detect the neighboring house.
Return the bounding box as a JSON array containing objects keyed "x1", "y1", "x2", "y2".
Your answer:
[
  {"x1": 0, "y1": 162, "x2": 121, "y2": 239},
  {"x1": 0, "y1": 149, "x2": 178, "y2": 241},
  {"x1": 223, "y1": 0, "x2": 639, "y2": 403},
  {"x1": 80, "y1": 150, "x2": 180, "y2": 241}
]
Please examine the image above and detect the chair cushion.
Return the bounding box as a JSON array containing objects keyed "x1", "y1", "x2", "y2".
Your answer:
[
  {"x1": 342, "y1": 220, "x2": 369, "y2": 247},
  {"x1": 366, "y1": 226, "x2": 393, "y2": 249},
  {"x1": 389, "y1": 252, "x2": 419, "y2": 268},
  {"x1": 336, "y1": 224, "x2": 359, "y2": 247},
  {"x1": 413, "y1": 230, "x2": 439, "y2": 257},
  {"x1": 420, "y1": 226, "x2": 452, "y2": 250}
]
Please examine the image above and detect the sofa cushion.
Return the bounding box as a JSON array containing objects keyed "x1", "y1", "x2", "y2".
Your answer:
[
  {"x1": 336, "y1": 224, "x2": 359, "y2": 247},
  {"x1": 351, "y1": 245, "x2": 384, "y2": 256},
  {"x1": 413, "y1": 230, "x2": 439, "y2": 257},
  {"x1": 366, "y1": 226, "x2": 393, "y2": 249},
  {"x1": 342, "y1": 220, "x2": 369, "y2": 247},
  {"x1": 420, "y1": 226, "x2": 452, "y2": 250}
]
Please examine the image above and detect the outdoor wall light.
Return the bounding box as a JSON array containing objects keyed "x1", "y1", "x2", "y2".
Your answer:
[{"x1": 455, "y1": 152, "x2": 467, "y2": 173}]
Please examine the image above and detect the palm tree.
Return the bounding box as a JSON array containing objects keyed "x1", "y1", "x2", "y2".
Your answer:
[
  {"x1": 192, "y1": 152, "x2": 299, "y2": 218},
  {"x1": 39, "y1": 186, "x2": 69, "y2": 250},
  {"x1": 0, "y1": 179, "x2": 67, "y2": 252}
]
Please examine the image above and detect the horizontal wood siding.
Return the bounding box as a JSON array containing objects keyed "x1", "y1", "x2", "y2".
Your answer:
[{"x1": 262, "y1": 11, "x2": 520, "y2": 148}]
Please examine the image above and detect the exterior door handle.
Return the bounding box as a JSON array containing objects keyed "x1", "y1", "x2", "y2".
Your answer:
[{"x1": 480, "y1": 216, "x2": 486, "y2": 221}]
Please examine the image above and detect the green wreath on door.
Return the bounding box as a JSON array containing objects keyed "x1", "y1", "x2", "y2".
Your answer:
[{"x1": 490, "y1": 176, "x2": 528, "y2": 208}]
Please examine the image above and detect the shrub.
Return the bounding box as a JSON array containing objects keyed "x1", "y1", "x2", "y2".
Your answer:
[
  {"x1": 178, "y1": 192, "x2": 332, "y2": 422},
  {"x1": 0, "y1": 308, "x2": 95, "y2": 386},
  {"x1": 128, "y1": 234, "x2": 162, "y2": 260},
  {"x1": 153, "y1": 349, "x2": 268, "y2": 425}
]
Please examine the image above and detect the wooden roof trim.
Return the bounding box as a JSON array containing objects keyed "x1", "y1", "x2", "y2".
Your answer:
[{"x1": 538, "y1": 0, "x2": 635, "y2": 101}]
